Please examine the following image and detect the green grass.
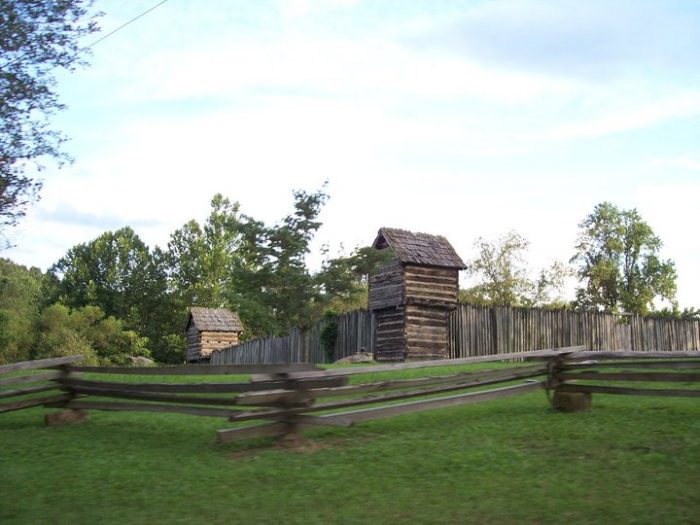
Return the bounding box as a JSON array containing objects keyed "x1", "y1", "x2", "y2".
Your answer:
[{"x1": 1, "y1": 365, "x2": 700, "y2": 524}]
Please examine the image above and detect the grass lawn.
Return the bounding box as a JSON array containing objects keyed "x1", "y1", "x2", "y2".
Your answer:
[{"x1": 1, "y1": 365, "x2": 699, "y2": 524}]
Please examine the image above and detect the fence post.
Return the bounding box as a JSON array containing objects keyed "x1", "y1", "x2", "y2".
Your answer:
[
  {"x1": 45, "y1": 364, "x2": 89, "y2": 426},
  {"x1": 547, "y1": 354, "x2": 591, "y2": 412}
]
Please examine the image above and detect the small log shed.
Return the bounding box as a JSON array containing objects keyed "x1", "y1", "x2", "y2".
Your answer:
[
  {"x1": 185, "y1": 307, "x2": 243, "y2": 363},
  {"x1": 369, "y1": 227, "x2": 466, "y2": 361}
]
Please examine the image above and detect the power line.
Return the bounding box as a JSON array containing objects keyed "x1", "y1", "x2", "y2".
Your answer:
[
  {"x1": 84, "y1": 0, "x2": 169, "y2": 52},
  {"x1": 1, "y1": 0, "x2": 170, "y2": 71}
]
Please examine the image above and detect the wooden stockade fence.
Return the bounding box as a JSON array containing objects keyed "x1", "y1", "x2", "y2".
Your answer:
[
  {"x1": 2, "y1": 348, "x2": 699, "y2": 445},
  {"x1": 448, "y1": 305, "x2": 700, "y2": 357},
  {"x1": 210, "y1": 310, "x2": 377, "y2": 365},
  {"x1": 210, "y1": 306, "x2": 700, "y2": 365}
]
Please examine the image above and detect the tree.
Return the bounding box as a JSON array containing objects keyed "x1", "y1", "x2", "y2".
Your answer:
[
  {"x1": 571, "y1": 202, "x2": 677, "y2": 315},
  {"x1": 462, "y1": 231, "x2": 570, "y2": 307},
  {"x1": 165, "y1": 194, "x2": 243, "y2": 308},
  {"x1": 0, "y1": 258, "x2": 44, "y2": 363},
  {"x1": 34, "y1": 304, "x2": 150, "y2": 365},
  {"x1": 1, "y1": 1, "x2": 100, "y2": 230},
  {"x1": 48, "y1": 227, "x2": 172, "y2": 353}
]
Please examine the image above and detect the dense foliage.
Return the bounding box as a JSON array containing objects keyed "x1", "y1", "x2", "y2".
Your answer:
[
  {"x1": 571, "y1": 202, "x2": 677, "y2": 315},
  {"x1": 0, "y1": 188, "x2": 382, "y2": 364}
]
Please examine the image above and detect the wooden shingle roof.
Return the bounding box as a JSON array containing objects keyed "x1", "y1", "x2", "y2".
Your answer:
[
  {"x1": 372, "y1": 227, "x2": 466, "y2": 269},
  {"x1": 187, "y1": 307, "x2": 243, "y2": 332}
]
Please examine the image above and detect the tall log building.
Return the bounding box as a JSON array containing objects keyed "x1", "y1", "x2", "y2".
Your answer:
[{"x1": 369, "y1": 228, "x2": 465, "y2": 361}]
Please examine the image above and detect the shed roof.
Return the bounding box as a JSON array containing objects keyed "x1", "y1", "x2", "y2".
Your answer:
[
  {"x1": 187, "y1": 307, "x2": 243, "y2": 332},
  {"x1": 372, "y1": 227, "x2": 466, "y2": 269}
]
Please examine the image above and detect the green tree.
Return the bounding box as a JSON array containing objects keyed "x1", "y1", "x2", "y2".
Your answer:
[
  {"x1": 165, "y1": 194, "x2": 243, "y2": 308},
  {"x1": 1, "y1": 1, "x2": 100, "y2": 230},
  {"x1": 571, "y1": 202, "x2": 677, "y2": 315},
  {"x1": 462, "y1": 231, "x2": 570, "y2": 307},
  {"x1": 35, "y1": 303, "x2": 150, "y2": 365},
  {"x1": 227, "y1": 188, "x2": 330, "y2": 336},
  {"x1": 48, "y1": 227, "x2": 172, "y2": 355},
  {"x1": 0, "y1": 258, "x2": 44, "y2": 362}
]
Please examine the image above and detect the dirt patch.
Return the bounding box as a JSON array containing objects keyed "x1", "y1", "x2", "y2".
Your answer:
[{"x1": 225, "y1": 432, "x2": 381, "y2": 460}]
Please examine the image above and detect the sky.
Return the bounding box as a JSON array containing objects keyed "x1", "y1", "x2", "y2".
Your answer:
[{"x1": 6, "y1": 0, "x2": 700, "y2": 308}]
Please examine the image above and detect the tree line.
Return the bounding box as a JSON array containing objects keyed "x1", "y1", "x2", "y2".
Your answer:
[{"x1": 1, "y1": 190, "x2": 695, "y2": 365}]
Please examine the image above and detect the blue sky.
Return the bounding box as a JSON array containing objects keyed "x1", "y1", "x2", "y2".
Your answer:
[{"x1": 6, "y1": 0, "x2": 700, "y2": 308}]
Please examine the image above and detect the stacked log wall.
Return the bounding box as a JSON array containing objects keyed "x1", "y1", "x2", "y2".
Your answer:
[
  {"x1": 405, "y1": 305, "x2": 449, "y2": 359},
  {"x1": 185, "y1": 324, "x2": 202, "y2": 362},
  {"x1": 403, "y1": 265, "x2": 459, "y2": 306},
  {"x1": 368, "y1": 260, "x2": 404, "y2": 310},
  {"x1": 187, "y1": 328, "x2": 240, "y2": 362},
  {"x1": 374, "y1": 308, "x2": 406, "y2": 361}
]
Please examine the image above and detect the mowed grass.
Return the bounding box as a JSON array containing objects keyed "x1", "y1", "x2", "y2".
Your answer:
[{"x1": 1, "y1": 364, "x2": 700, "y2": 525}]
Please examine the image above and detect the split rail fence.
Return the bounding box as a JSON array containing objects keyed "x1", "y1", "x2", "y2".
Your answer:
[
  {"x1": 211, "y1": 306, "x2": 700, "y2": 365},
  {"x1": 2, "y1": 348, "x2": 699, "y2": 444}
]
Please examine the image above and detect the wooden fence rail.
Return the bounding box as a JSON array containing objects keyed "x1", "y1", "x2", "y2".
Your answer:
[
  {"x1": 2, "y1": 349, "x2": 700, "y2": 445},
  {"x1": 210, "y1": 306, "x2": 700, "y2": 365}
]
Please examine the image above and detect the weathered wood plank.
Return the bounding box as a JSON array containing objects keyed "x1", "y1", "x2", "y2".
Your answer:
[
  {"x1": 69, "y1": 363, "x2": 320, "y2": 376},
  {"x1": 234, "y1": 390, "x2": 315, "y2": 407},
  {"x1": 288, "y1": 414, "x2": 354, "y2": 427},
  {"x1": 557, "y1": 383, "x2": 700, "y2": 398},
  {"x1": 216, "y1": 422, "x2": 290, "y2": 443},
  {"x1": 0, "y1": 371, "x2": 62, "y2": 386},
  {"x1": 0, "y1": 383, "x2": 59, "y2": 399},
  {"x1": 258, "y1": 346, "x2": 585, "y2": 380},
  {"x1": 561, "y1": 359, "x2": 700, "y2": 370},
  {"x1": 566, "y1": 351, "x2": 700, "y2": 361},
  {"x1": 559, "y1": 371, "x2": 700, "y2": 382},
  {"x1": 64, "y1": 400, "x2": 236, "y2": 417},
  {"x1": 0, "y1": 356, "x2": 82, "y2": 374},
  {"x1": 324, "y1": 381, "x2": 545, "y2": 423},
  {"x1": 269, "y1": 365, "x2": 547, "y2": 399},
  {"x1": 0, "y1": 393, "x2": 71, "y2": 413},
  {"x1": 231, "y1": 372, "x2": 548, "y2": 423},
  {"x1": 67, "y1": 386, "x2": 249, "y2": 406}
]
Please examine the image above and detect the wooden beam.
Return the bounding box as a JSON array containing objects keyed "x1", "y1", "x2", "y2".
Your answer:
[
  {"x1": 64, "y1": 400, "x2": 236, "y2": 417},
  {"x1": 321, "y1": 382, "x2": 545, "y2": 424},
  {"x1": 252, "y1": 346, "x2": 585, "y2": 381},
  {"x1": 0, "y1": 394, "x2": 71, "y2": 413},
  {"x1": 230, "y1": 372, "x2": 548, "y2": 423},
  {"x1": 0, "y1": 356, "x2": 82, "y2": 374},
  {"x1": 566, "y1": 351, "x2": 700, "y2": 361},
  {"x1": 309, "y1": 364, "x2": 547, "y2": 398},
  {"x1": 68, "y1": 363, "x2": 320, "y2": 376},
  {"x1": 0, "y1": 384, "x2": 59, "y2": 399},
  {"x1": 0, "y1": 371, "x2": 62, "y2": 386},
  {"x1": 68, "y1": 386, "x2": 247, "y2": 407},
  {"x1": 557, "y1": 383, "x2": 700, "y2": 398},
  {"x1": 234, "y1": 390, "x2": 315, "y2": 408},
  {"x1": 216, "y1": 422, "x2": 290, "y2": 443},
  {"x1": 561, "y1": 359, "x2": 700, "y2": 370},
  {"x1": 559, "y1": 371, "x2": 700, "y2": 382}
]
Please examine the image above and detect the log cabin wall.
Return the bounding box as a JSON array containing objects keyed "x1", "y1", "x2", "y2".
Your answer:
[
  {"x1": 199, "y1": 331, "x2": 240, "y2": 358},
  {"x1": 185, "y1": 324, "x2": 202, "y2": 362},
  {"x1": 374, "y1": 307, "x2": 406, "y2": 361},
  {"x1": 405, "y1": 304, "x2": 450, "y2": 359},
  {"x1": 404, "y1": 265, "x2": 459, "y2": 306},
  {"x1": 368, "y1": 259, "x2": 404, "y2": 310}
]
